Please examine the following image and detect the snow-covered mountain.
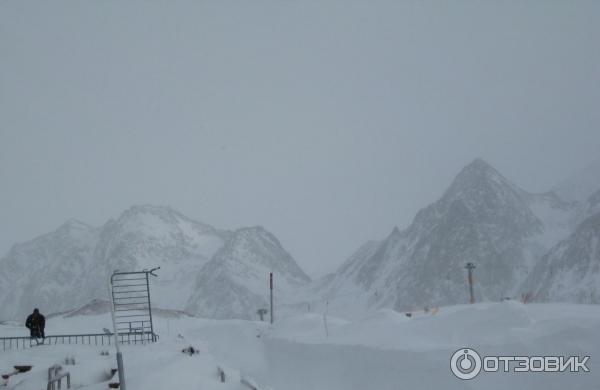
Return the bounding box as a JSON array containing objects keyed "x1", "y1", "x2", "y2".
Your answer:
[
  {"x1": 0, "y1": 205, "x2": 310, "y2": 321},
  {"x1": 186, "y1": 226, "x2": 311, "y2": 319},
  {"x1": 88, "y1": 205, "x2": 228, "y2": 311},
  {"x1": 582, "y1": 189, "x2": 600, "y2": 220},
  {"x1": 0, "y1": 219, "x2": 99, "y2": 322},
  {"x1": 313, "y1": 159, "x2": 579, "y2": 316},
  {"x1": 524, "y1": 211, "x2": 600, "y2": 303}
]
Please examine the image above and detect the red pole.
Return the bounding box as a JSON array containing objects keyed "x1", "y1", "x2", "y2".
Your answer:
[
  {"x1": 269, "y1": 273, "x2": 274, "y2": 324},
  {"x1": 465, "y1": 263, "x2": 476, "y2": 304}
]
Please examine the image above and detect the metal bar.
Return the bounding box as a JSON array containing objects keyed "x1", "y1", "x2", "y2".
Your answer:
[
  {"x1": 116, "y1": 324, "x2": 151, "y2": 328},
  {"x1": 112, "y1": 277, "x2": 147, "y2": 281},
  {"x1": 111, "y1": 283, "x2": 149, "y2": 288},
  {"x1": 112, "y1": 290, "x2": 148, "y2": 294},
  {"x1": 113, "y1": 271, "x2": 152, "y2": 276},
  {"x1": 114, "y1": 309, "x2": 150, "y2": 312},
  {"x1": 146, "y1": 272, "x2": 155, "y2": 341}
]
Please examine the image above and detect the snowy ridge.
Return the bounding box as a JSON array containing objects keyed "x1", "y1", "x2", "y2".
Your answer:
[
  {"x1": 524, "y1": 211, "x2": 600, "y2": 303},
  {"x1": 186, "y1": 226, "x2": 310, "y2": 319},
  {"x1": 0, "y1": 219, "x2": 100, "y2": 322},
  {"x1": 312, "y1": 158, "x2": 586, "y2": 318},
  {"x1": 0, "y1": 206, "x2": 309, "y2": 321}
]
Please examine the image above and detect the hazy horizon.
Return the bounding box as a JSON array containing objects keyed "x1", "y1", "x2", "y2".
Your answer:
[{"x1": 2, "y1": 1, "x2": 599, "y2": 277}]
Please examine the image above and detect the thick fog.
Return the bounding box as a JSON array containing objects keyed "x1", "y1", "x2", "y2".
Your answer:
[{"x1": 1, "y1": 1, "x2": 599, "y2": 276}]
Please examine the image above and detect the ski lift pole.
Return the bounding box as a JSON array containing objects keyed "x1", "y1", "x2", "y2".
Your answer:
[{"x1": 109, "y1": 274, "x2": 127, "y2": 390}]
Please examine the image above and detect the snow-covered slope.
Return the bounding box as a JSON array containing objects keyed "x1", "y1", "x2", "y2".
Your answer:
[
  {"x1": 312, "y1": 240, "x2": 380, "y2": 299},
  {"x1": 524, "y1": 211, "x2": 600, "y2": 303},
  {"x1": 2, "y1": 301, "x2": 599, "y2": 390},
  {"x1": 88, "y1": 205, "x2": 228, "y2": 311},
  {"x1": 186, "y1": 226, "x2": 311, "y2": 319},
  {"x1": 0, "y1": 206, "x2": 309, "y2": 321},
  {"x1": 582, "y1": 189, "x2": 600, "y2": 220},
  {"x1": 0, "y1": 219, "x2": 99, "y2": 322},
  {"x1": 315, "y1": 159, "x2": 579, "y2": 317}
]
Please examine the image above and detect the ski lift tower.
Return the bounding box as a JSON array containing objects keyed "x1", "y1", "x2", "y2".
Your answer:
[{"x1": 109, "y1": 267, "x2": 160, "y2": 390}]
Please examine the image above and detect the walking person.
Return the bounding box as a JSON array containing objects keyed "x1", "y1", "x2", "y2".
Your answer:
[{"x1": 25, "y1": 308, "x2": 45, "y2": 339}]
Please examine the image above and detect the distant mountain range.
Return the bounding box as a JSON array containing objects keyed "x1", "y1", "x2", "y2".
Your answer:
[
  {"x1": 311, "y1": 158, "x2": 600, "y2": 318},
  {"x1": 1, "y1": 158, "x2": 599, "y2": 322},
  {"x1": 0, "y1": 205, "x2": 310, "y2": 321}
]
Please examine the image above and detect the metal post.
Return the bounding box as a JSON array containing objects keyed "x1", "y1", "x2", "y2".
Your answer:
[
  {"x1": 145, "y1": 272, "x2": 154, "y2": 342},
  {"x1": 110, "y1": 276, "x2": 127, "y2": 390},
  {"x1": 465, "y1": 262, "x2": 476, "y2": 304},
  {"x1": 269, "y1": 272, "x2": 274, "y2": 324}
]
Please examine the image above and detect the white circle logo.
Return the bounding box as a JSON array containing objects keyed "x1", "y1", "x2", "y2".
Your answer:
[{"x1": 450, "y1": 348, "x2": 482, "y2": 380}]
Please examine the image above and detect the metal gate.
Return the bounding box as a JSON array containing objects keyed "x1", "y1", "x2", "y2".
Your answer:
[{"x1": 110, "y1": 267, "x2": 159, "y2": 343}]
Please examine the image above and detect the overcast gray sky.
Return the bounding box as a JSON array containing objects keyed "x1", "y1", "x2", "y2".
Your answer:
[{"x1": 1, "y1": 1, "x2": 599, "y2": 276}]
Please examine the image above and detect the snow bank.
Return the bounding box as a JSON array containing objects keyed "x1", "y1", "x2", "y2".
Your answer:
[{"x1": 1, "y1": 302, "x2": 599, "y2": 390}]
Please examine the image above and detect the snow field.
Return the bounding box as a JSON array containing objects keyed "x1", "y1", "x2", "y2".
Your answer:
[{"x1": 2, "y1": 301, "x2": 599, "y2": 390}]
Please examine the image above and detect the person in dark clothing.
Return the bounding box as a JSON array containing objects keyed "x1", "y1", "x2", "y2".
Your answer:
[{"x1": 25, "y1": 308, "x2": 45, "y2": 338}]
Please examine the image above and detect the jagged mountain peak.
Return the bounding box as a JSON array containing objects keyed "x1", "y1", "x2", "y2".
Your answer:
[
  {"x1": 442, "y1": 158, "x2": 524, "y2": 205},
  {"x1": 461, "y1": 157, "x2": 497, "y2": 174},
  {"x1": 107, "y1": 204, "x2": 218, "y2": 239},
  {"x1": 315, "y1": 158, "x2": 577, "y2": 316},
  {"x1": 217, "y1": 225, "x2": 311, "y2": 283},
  {"x1": 454, "y1": 158, "x2": 505, "y2": 183},
  {"x1": 13, "y1": 218, "x2": 97, "y2": 250},
  {"x1": 58, "y1": 218, "x2": 93, "y2": 231},
  {"x1": 390, "y1": 226, "x2": 401, "y2": 236},
  {"x1": 185, "y1": 225, "x2": 310, "y2": 319},
  {"x1": 232, "y1": 225, "x2": 276, "y2": 240},
  {"x1": 410, "y1": 159, "x2": 541, "y2": 238},
  {"x1": 119, "y1": 204, "x2": 211, "y2": 227},
  {"x1": 123, "y1": 204, "x2": 182, "y2": 217}
]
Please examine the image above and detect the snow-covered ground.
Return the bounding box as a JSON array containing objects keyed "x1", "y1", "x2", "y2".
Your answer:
[{"x1": 2, "y1": 302, "x2": 599, "y2": 389}]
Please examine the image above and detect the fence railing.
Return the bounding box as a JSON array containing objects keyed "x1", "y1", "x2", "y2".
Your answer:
[{"x1": 1, "y1": 331, "x2": 158, "y2": 352}]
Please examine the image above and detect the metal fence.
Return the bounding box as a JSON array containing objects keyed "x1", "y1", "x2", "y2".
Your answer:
[{"x1": 1, "y1": 331, "x2": 158, "y2": 352}]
